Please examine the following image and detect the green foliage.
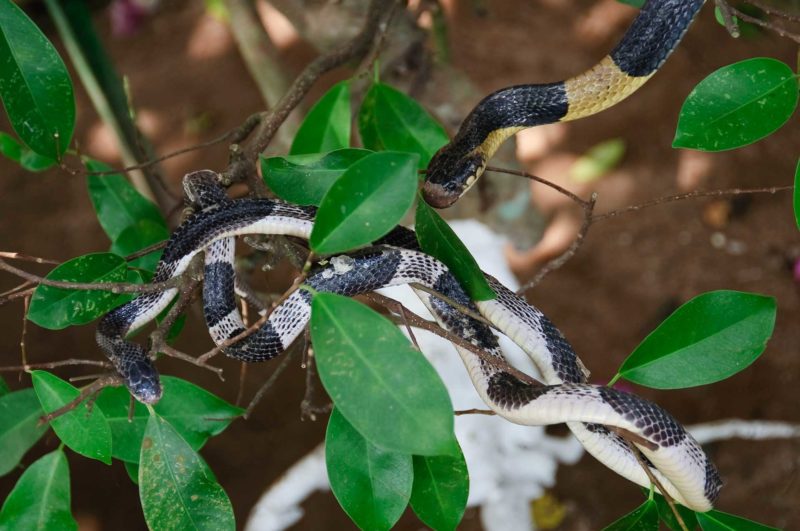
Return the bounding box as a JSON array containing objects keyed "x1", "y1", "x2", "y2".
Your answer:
[
  {"x1": 603, "y1": 499, "x2": 658, "y2": 530},
  {"x1": 310, "y1": 293, "x2": 457, "y2": 456},
  {"x1": 416, "y1": 199, "x2": 495, "y2": 301},
  {"x1": 32, "y1": 371, "x2": 112, "y2": 464},
  {"x1": 0, "y1": 131, "x2": 55, "y2": 171},
  {"x1": 359, "y1": 82, "x2": 448, "y2": 168},
  {"x1": 310, "y1": 151, "x2": 418, "y2": 254},
  {"x1": 0, "y1": 0, "x2": 75, "y2": 159},
  {"x1": 325, "y1": 409, "x2": 413, "y2": 530},
  {"x1": 262, "y1": 148, "x2": 372, "y2": 206},
  {"x1": 674, "y1": 58, "x2": 798, "y2": 151},
  {"x1": 409, "y1": 450, "x2": 469, "y2": 531},
  {"x1": 26, "y1": 253, "x2": 129, "y2": 330},
  {"x1": 291, "y1": 81, "x2": 351, "y2": 155},
  {"x1": 109, "y1": 219, "x2": 169, "y2": 274},
  {"x1": 569, "y1": 138, "x2": 625, "y2": 183},
  {"x1": 0, "y1": 388, "x2": 48, "y2": 476},
  {"x1": 651, "y1": 492, "x2": 698, "y2": 530},
  {"x1": 615, "y1": 290, "x2": 776, "y2": 388},
  {"x1": 139, "y1": 410, "x2": 235, "y2": 531},
  {"x1": 0, "y1": 376, "x2": 8, "y2": 396},
  {"x1": 697, "y1": 510, "x2": 779, "y2": 530},
  {"x1": 94, "y1": 376, "x2": 242, "y2": 463},
  {"x1": 0, "y1": 449, "x2": 77, "y2": 530}
]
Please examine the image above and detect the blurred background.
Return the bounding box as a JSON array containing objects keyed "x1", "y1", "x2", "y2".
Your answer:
[{"x1": 0, "y1": 0, "x2": 798, "y2": 529}]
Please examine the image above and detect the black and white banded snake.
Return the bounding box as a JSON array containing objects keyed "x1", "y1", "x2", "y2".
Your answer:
[{"x1": 95, "y1": 0, "x2": 721, "y2": 511}]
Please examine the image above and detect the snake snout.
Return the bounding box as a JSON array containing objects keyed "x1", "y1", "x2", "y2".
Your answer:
[
  {"x1": 423, "y1": 150, "x2": 485, "y2": 208},
  {"x1": 125, "y1": 356, "x2": 163, "y2": 404}
]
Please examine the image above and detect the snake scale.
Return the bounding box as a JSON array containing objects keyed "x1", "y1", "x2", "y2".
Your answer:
[{"x1": 96, "y1": 0, "x2": 722, "y2": 511}]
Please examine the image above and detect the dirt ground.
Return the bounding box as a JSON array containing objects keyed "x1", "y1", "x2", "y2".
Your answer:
[{"x1": 0, "y1": 1, "x2": 798, "y2": 529}]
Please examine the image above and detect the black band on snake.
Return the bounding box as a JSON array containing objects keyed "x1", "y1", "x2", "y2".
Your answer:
[
  {"x1": 95, "y1": 0, "x2": 722, "y2": 511},
  {"x1": 422, "y1": 0, "x2": 705, "y2": 207}
]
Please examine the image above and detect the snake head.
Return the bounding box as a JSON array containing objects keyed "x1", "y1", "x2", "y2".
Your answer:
[
  {"x1": 423, "y1": 148, "x2": 485, "y2": 208},
  {"x1": 182, "y1": 170, "x2": 227, "y2": 210},
  {"x1": 122, "y1": 353, "x2": 163, "y2": 404}
]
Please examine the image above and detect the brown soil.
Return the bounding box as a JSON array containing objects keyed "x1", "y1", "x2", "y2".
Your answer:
[{"x1": 1, "y1": 1, "x2": 798, "y2": 529}]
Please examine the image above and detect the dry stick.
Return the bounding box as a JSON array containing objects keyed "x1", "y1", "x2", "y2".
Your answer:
[
  {"x1": 591, "y1": 184, "x2": 794, "y2": 222},
  {"x1": 455, "y1": 408, "x2": 496, "y2": 416},
  {"x1": 729, "y1": 5, "x2": 800, "y2": 43},
  {"x1": 19, "y1": 296, "x2": 30, "y2": 368},
  {"x1": 744, "y1": 0, "x2": 800, "y2": 22},
  {"x1": 365, "y1": 292, "x2": 540, "y2": 387},
  {"x1": 300, "y1": 344, "x2": 332, "y2": 421},
  {"x1": 0, "y1": 252, "x2": 60, "y2": 265},
  {"x1": 517, "y1": 193, "x2": 597, "y2": 295},
  {"x1": 223, "y1": 0, "x2": 393, "y2": 189},
  {"x1": 1, "y1": 280, "x2": 33, "y2": 298},
  {"x1": 408, "y1": 282, "x2": 495, "y2": 327},
  {"x1": 0, "y1": 286, "x2": 35, "y2": 308},
  {"x1": 0, "y1": 258, "x2": 180, "y2": 294},
  {"x1": 485, "y1": 166, "x2": 590, "y2": 208},
  {"x1": 243, "y1": 344, "x2": 300, "y2": 420},
  {"x1": 39, "y1": 374, "x2": 123, "y2": 425},
  {"x1": 0, "y1": 359, "x2": 112, "y2": 372},
  {"x1": 613, "y1": 427, "x2": 689, "y2": 531},
  {"x1": 714, "y1": 0, "x2": 741, "y2": 38},
  {"x1": 124, "y1": 241, "x2": 167, "y2": 262}
]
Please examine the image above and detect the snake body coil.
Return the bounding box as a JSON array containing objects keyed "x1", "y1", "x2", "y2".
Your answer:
[
  {"x1": 422, "y1": 0, "x2": 705, "y2": 207},
  {"x1": 95, "y1": 0, "x2": 722, "y2": 513}
]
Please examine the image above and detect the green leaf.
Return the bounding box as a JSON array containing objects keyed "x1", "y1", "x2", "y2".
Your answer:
[
  {"x1": 673, "y1": 58, "x2": 798, "y2": 151},
  {"x1": 0, "y1": 131, "x2": 56, "y2": 171},
  {"x1": 109, "y1": 218, "x2": 169, "y2": 274},
  {"x1": 359, "y1": 83, "x2": 448, "y2": 168},
  {"x1": 0, "y1": 449, "x2": 77, "y2": 531},
  {"x1": 415, "y1": 199, "x2": 495, "y2": 301},
  {"x1": 325, "y1": 408, "x2": 412, "y2": 530},
  {"x1": 291, "y1": 81, "x2": 351, "y2": 155},
  {"x1": 124, "y1": 461, "x2": 139, "y2": 485},
  {"x1": 85, "y1": 158, "x2": 167, "y2": 242},
  {"x1": 139, "y1": 411, "x2": 235, "y2": 531},
  {"x1": 26, "y1": 252, "x2": 128, "y2": 330},
  {"x1": 31, "y1": 371, "x2": 112, "y2": 464},
  {"x1": 713, "y1": 6, "x2": 762, "y2": 38},
  {"x1": 94, "y1": 376, "x2": 242, "y2": 463},
  {"x1": 569, "y1": 138, "x2": 625, "y2": 183},
  {"x1": 310, "y1": 151, "x2": 418, "y2": 254},
  {"x1": 617, "y1": 290, "x2": 776, "y2": 389},
  {"x1": 410, "y1": 447, "x2": 469, "y2": 531},
  {"x1": 311, "y1": 293, "x2": 457, "y2": 456},
  {"x1": 0, "y1": 388, "x2": 48, "y2": 476},
  {"x1": 617, "y1": 0, "x2": 644, "y2": 7},
  {"x1": 0, "y1": 0, "x2": 75, "y2": 158},
  {"x1": 0, "y1": 376, "x2": 8, "y2": 396},
  {"x1": 794, "y1": 157, "x2": 800, "y2": 232},
  {"x1": 697, "y1": 510, "x2": 779, "y2": 530},
  {"x1": 603, "y1": 499, "x2": 658, "y2": 530},
  {"x1": 261, "y1": 148, "x2": 372, "y2": 206},
  {"x1": 651, "y1": 492, "x2": 697, "y2": 530}
]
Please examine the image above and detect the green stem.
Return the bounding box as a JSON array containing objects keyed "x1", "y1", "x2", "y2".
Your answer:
[{"x1": 607, "y1": 373, "x2": 622, "y2": 387}]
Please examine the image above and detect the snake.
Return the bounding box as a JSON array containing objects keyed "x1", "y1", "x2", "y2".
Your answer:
[
  {"x1": 423, "y1": 0, "x2": 705, "y2": 207},
  {"x1": 94, "y1": 0, "x2": 721, "y2": 512}
]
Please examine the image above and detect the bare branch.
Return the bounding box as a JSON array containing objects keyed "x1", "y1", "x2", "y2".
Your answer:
[
  {"x1": 0, "y1": 359, "x2": 112, "y2": 373},
  {"x1": 39, "y1": 374, "x2": 123, "y2": 425},
  {"x1": 486, "y1": 166, "x2": 590, "y2": 208}
]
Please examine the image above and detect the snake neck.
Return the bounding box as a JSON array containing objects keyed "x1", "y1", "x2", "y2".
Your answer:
[{"x1": 422, "y1": 0, "x2": 705, "y2": 208}]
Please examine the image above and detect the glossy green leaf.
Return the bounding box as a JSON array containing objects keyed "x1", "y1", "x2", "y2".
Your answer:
[
  {"x1": 139, "y1": 411, "x2": 235, "y2": 531},
  {"x1": 0, "y1": 376, "x2": 8, "y2": 396},
  {"x1": 291, "y1": 81, "x2": 351, "y2": 155},
  {"x1": 651, "y1": 492, "x2": 697, "y2": 530},
  {"x1": 0, "y1": 449, "x2": 77, "y2": 530},
  {"x1": 416, "y1": 199, "x2": 495, "y2": 301},
  {"x1": 95, "y1": 376, "x2": 242, "y2": 463},
  {"x1": 697, "y1": 510, "x2": 778, "y2": 530},
  {"x1": 109, "y1": 218, "x2": 169, "y2": 273},
  {"x1": 0, "y1": 0, "x2": 75, "y2": 158},
  {"x1": 410, "y1": 447, "x2": 469, "y2": 531},
  {"x1": 673, "y1": 58, "x2": 798, "y2": 151},
  {"x1": 0, "y1": 131, "x2": 56, "y2": 171},
  {"x1": 618, "y1": 291, "x2": 776, "y2": 389},
  {"x1": 325, "y1": 408, "x2": 412, "y2": 530},
  {"x1": 31, "y1": 371, "x2": 112, "y2": 464},
  {"x1": 26, "y1": 252, "x2": 128, "y2": 330},
  {"x1": 261, "y1": 148, "x2": 372, "y2": 206},
  {"x1": 310, "y1": 151, "x2": 418, "y2": 254},
  {"x1": 603, "y1": 499, "x2": 658, "y2": 530},
  {"x1": 124, "y1": 461, "x2": 139, "y2": 485},
  {"x1": 793, "y1": 157, "x2": 800, "y2": 232},
  {"x1": 569, "y1": 138, "x2": 625, "y2": 183},
  {"x1": 85, "y1": 159, "x2": 167, "y2": 242},
  {"x1": 0, "y1": 388, "x2": 48, "y2": 476},
  {"x1": 359, "y1": 82, "x2": 448, "y2": 168},
  {"x1": 311, "y1": 293, "x2": 457, "y2": 456}
]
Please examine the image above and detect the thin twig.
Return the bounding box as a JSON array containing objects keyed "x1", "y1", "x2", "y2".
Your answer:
[
  {"x1": 243, "y1": 344, "x2": 300, "y2": 420},
  {"x1": 486, "y1": 166, "x2": 590, "y2": 208},
  {"x1": 0, "y1": 359, "x2": 112, "y2": 372},
  {"x1": 0, "y1": 258, "x2": 180, "y2": 294},
  {"x1": 39, "y1": 374, "x2": 123, "y2": 424},
  {"x1": 19, "y1": 296, "x2": 30, "y2": 367},
  {"x1": 455, "y1": 408, "x2": 496, "y2": 416},
  {"x1": 409, "y1": 282, "x2": 495, "y2": 327},
  {"x1": 0, "y1": 252, "x2": 60, "y2": 265}
]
